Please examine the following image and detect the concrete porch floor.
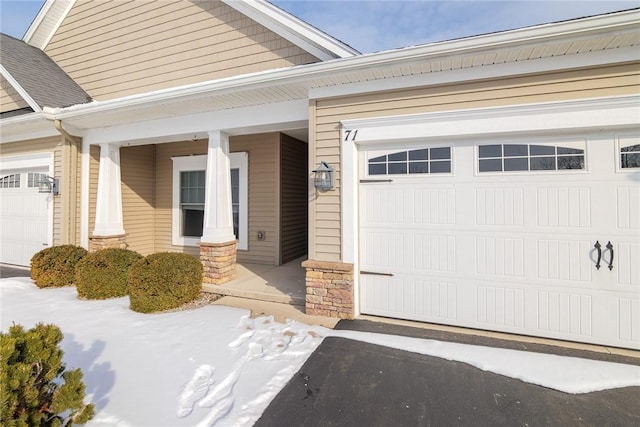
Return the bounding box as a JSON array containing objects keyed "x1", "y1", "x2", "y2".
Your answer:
[{"x1": 202, "y1": 256, "x2": 307, "y2": 306}]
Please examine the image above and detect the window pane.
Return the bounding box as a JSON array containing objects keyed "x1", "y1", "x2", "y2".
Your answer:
[
  {"x1": 369, "y1": 155, "x2": 387, "y2": 163},
  {"x1": 504, "y1": 158, "x2": 528, "y2": 171},
  {"x1": 388, "y1": 163, "x2": 407, "y2": 174},
  {"x1": 479, "y1": 145, "x2": 501, "y2": 158},
  {"x1": 530, "y1": 157, "x2": 556, "y2": 170},
  {"x1": 180, "y1": 171, "x2": 205, "y2": 204},
  {"x1": 369, "y1": 163, "x2": 386, "y2": 175},
  {"x1": 621, "y1": 144, "x2": 640, "y2": 153},
  {"x1": 409, "y1": 149, "x2": 428, "y2": 160},
  {"x1": 409, "y1": 162, "x2": 429, "y2": 174},
  {"x1": 430, "y1": 161, "x2": 451, "y2": 173},
  {"x1": 479, "y1": 159, "x2": 502, "y2": 172},
  {"x1": 388, "y1": 151, "x2": 407, "y2": 161},
  {"x1": 622, "y1": 153, "x2": 640, "y2": 168},
  {"x1": 504, "y1": 144, "x2": 528, "y2": 157},
  {"x1": 557, "y1": 147, "x2": 584, "y2": 155},
  {"x1": 557, "y1": 156, "x2": 584, "y2": 170},
  {"x1": 430, "y1": 147, "x2": 451, "y2": 160},
  {"x1": 183, "y1": 208, "x2": 204, "y2": 237},
  {"x1": 530, "y1": 145, "x2": 555, "y2": 155}
]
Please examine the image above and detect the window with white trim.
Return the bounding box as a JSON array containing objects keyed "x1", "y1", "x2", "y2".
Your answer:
[
  {"x1": 478, "y1": 142, "x2": 585, "y2": 172},
  {"x1": 172, "y1": 153, "x2": 248, "y2": 249}
]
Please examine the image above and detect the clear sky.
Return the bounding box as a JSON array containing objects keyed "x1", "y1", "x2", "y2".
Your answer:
[{"x1": 1, "y1": 0, "x2": 637, "y2": 53}]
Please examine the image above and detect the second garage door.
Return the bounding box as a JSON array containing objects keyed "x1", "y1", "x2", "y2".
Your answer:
[{"x1": 359, "y1": 132, "x2": 639, "y2": 349}]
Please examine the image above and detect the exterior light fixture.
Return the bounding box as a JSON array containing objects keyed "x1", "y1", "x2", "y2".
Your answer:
[
  {"x1": 313, "y1": 161, "x2": 334, "y2": 191},
  {"x1": 38, "y1": 176, "x2": 59, "y2": 195}
]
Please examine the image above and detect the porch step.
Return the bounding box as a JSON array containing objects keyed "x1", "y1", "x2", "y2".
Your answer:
[
  {"x1": 202, "y1": 283, "x2": 306, "y2": 306},
  {"x1": 212, "y1": 296, "x2": 339, "y2": 329}
]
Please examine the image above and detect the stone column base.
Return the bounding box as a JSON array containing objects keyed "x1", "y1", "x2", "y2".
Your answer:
[
  {"x1": 200, "y1": 240, "x2": 237, "y2": 285},
  {"x1": 303, "y1": 260, "x2": 354, "y2": 319},
  {"x1": 89, "y1": 234, "x2": 127, "y2": 252}
]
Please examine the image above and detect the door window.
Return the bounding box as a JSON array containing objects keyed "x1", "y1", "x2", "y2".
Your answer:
[{"x1": 478, "y1": 143, "x2": 585, "y2": 173}]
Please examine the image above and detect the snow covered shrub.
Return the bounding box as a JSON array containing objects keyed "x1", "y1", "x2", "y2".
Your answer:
[
  {"x1": 128, "y1": 252, "x2": 203, "y2": 313},
  {"x1": 0, "y1": 323, "x2": 95, "y2": 426},
  {"x1": 30, "y1": 245, "x2": 88, "y2": 288},
  {"x1": 75, "y1": 248, "x2": 143, "y2": 299}
]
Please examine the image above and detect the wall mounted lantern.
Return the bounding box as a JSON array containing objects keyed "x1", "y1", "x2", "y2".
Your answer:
[
  {"x1": 38, "y1": 176, "x2": 59, "y2": 195},
  {"x1": 313, "y1": 161, "x2": 334, "y2": 191}
]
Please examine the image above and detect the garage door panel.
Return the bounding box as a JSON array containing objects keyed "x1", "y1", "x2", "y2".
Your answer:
[
  {"x1": 616, "y1": 242, "x2": 640, "y2": 286},
  {"x1": 536, "y1": 187, "x2": 591, "y2": 228},
  {"x1": 476, "y1": 187, "x2": 524, "y2": 226},
  {"x1": 616, "y1": 186, "x2": 640, "y2": 229},
  {"x1": 536, "y1": 239, "x2": 593, "y2": 282},
  {"x1": 618, "y1": 298, "x2": 640, "y2": 343},
  {"x1": 477, "y1": 284, "x2": 526, "y2": 329},
  {"x1": 476, "y1": 237, "x2": 524, "y2": 277}
]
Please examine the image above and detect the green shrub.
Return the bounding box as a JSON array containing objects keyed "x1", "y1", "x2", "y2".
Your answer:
[
  {"x1": 0, "y1": 323, "x2": 95, "y2": 426},
  {"x1": 75, "y1": 248, "x2": 143, "y2": 299},
  {"x1": 128, "y1": 252, "x2": 203, "y2": 313},
  {"x1": 30, "y1": 245, "x2": 88, "y2": 288}
]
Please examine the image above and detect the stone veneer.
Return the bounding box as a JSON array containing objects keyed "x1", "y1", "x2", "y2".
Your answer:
[
  {"x1": 303, "y1": 260, "x2": 354, "y2": 319},
  {"x1": 200, "y1": 240, "x2": 237, "y2": 285},
  {"x1": 89, "y1": 234, "x2": 127, "y2": 251}
]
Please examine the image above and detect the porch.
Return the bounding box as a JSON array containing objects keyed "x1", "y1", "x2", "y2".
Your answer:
[{"x1": 203, "y1": 256, "x2": 307, "y2": 306}]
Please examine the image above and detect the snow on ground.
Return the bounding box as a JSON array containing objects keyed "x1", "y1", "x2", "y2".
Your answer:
[{"x1": 1, "y1": 277, "x2": 639, "y2": 426}]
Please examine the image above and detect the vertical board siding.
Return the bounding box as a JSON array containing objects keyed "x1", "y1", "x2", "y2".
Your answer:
[
  {"x1": 231, "y1": 133, "x2": 279, "y2": 265},
  {"x1": 312, "y1": 64, "x2": 640, "y2": 262},
  {"x1": 45, "y1": 0, "x2": 319, "y2": 100},
  {"x1": 1, "y1": 76, "x2": 30, "y2": 113},
  {"x1": 280, "y1": 134, "x2": 308, "y2": 264},
  {"x1": 0, "y1": 137, "x2": 62, "y2": 245},
  {"x1": 120, "y1": 145, "x2": 155, "y2": 255}
]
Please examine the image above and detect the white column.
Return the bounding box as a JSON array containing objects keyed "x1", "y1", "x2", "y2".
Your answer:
[
  {"x1": 93, "y1": 143, "x2": 125, "y2": 236},
  {"x1": 201, "y1": 130, "x2": 236, "y2": 244}
]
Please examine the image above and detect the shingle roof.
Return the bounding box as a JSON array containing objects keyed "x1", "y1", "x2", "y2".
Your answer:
[{"x1": 1, "y1": 33, "x2": 91, "y2": 111}]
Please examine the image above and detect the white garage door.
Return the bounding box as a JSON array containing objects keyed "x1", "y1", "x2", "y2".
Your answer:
[
  {"x1": 359, "y1": 133, "x2": 640, "y2": 349},
  {"x1": 0, "y1": 169, "x2": 51, "y2": 266}
]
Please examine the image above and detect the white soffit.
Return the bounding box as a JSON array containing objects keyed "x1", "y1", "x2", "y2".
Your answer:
[
  {"x1": 221, "y1": 0, "x2": 359, "y2": 59},
  {"x1": 23, "y1": 0, "x2": 76, "y2": 49}
]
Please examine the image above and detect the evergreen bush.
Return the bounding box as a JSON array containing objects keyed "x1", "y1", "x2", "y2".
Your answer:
[
  {"x1": 75, "y1": 248, "x2": 142, "y2": 299},
  {"x1": 30, "y1": 245, "x2": 88, "y2": 288},
  {"x1": 0, "y1": 323, "x2": 95, "y2": 426},
  {"x1": 128, "y1": 252, "x2": 203, "y2": 313}
]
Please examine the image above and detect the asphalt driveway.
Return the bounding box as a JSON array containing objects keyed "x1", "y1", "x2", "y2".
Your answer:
[
  {"x1": 0, "y1": 265, "x2": 31, "y2": 279},
  {"x1": 257, "y1": 321, "x2": 640, "y2": 427}
]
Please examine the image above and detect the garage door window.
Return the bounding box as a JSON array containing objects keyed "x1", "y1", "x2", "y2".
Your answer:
[
  {"x1": 478, "y1": 143, "x2": 585, "y2": 172},
  {"x1": 368, "y1": 147, "x2": 451, "y2": 176},
  {"x1": 27, "y1": 172, "x2": 49, "y2": 188},
  {"x1": 0, "y1": 174, "x2": 20, "y2": 188},
  {"x1": 620, "y1": 144, "x2": 640, "y2": 169}
]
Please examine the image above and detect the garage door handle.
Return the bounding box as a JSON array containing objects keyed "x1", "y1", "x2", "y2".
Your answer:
[
  {"x1": 605, "y1": 241, "x2": 614, "y2": 271},
  {"x1": 594, "y1": 241, "x2": 602, "y2": 270},
  {"x1": 360, "y1": 270, "x2": 394, "y2": 277}
]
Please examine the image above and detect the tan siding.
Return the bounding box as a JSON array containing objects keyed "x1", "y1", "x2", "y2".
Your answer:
[
  {"x1": 0, "y1": 137, "x2": 63, "y2": 245},
  {"x1": 311, "y1": 63, "x2": 640, "y2": 262},
  {"x1": 231, "y1": 133, "x2": 279, "y2": 265},
  {"x1": 279, "y1": 134, "x2": 308, "y2": 264},
  {"x1": 45, "y1": 0, "x2": 319, "y2": 100},
  {"x1": 154, "y1": 139, "x2": 206, "y2": 257},
  {"x1": 1, "y1": 76, "x2": 30, "y2": 113},
  {"x1": 121, "y1": 145, "x2": 155, "y2": 255}
]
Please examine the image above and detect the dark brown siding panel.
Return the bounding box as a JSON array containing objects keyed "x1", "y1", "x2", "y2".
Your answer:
[{"x1": 280, "y1": 134, "x2": 308, "y2": 264}]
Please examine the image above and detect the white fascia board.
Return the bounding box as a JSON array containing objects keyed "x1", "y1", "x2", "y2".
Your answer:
[
  {"x1": 82, "y1": 99, "x2": 309, "y2": 145},
  {"x1": 222, "y1": 0, "x2": 359, "y2": 59},
  {"x1": 340, "y1": 95, "x2": 640, "y2": 144},
  {"x1": 22, "y1": 0, "x2": 55, "y2": 43},
  {"x1": 0, "y1": 65, "x2": 42, "y2": 113},
  {"x1": 309, "y1": 45, "x2": 640, "y2": 100}
]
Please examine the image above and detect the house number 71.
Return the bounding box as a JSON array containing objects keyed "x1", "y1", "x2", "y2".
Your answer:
[{"x1": 344, "y1": 129, "x2": 358, "y2": 142}]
